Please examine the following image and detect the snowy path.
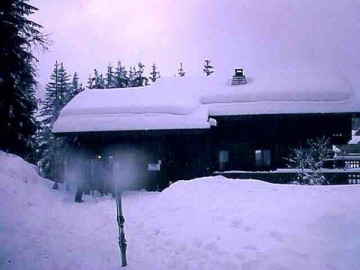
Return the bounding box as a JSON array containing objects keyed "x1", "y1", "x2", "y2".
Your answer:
[{"x1": 1, "y1": 152, "x2": 360, "y2": 269}]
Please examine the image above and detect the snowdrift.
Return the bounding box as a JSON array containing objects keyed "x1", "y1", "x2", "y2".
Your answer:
[
  {"x1": 0, "y1": 151, "x2": 119, "y2": 270},
  {"x1": 1, "y1": 152, "x2": 360, "y2": 269},
  {"x1": 146, "y1": 177, "x2": 360, "y2": 269}
]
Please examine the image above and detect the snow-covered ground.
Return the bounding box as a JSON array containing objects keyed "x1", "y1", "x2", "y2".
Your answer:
[{"x1": 1, "y1": 151, "x2": 360, "y2": 270}]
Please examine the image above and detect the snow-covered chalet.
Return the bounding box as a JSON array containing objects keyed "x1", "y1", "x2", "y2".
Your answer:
[{"x1": 53, "y1": 69, "x2": 360, "y2": 190}]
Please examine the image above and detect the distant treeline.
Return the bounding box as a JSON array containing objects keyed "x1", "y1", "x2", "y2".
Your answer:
[{"x1": 86, "y1": 59, "x2": 214, "y2": 89}]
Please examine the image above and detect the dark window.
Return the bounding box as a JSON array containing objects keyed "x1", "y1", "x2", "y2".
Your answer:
[
  {"x1": 255, "y1": 149, "x2": 271, "y2": 167},
  {"x1": 345, "y1": 160, "x2": 360, "y2": 168},
  {"x1": 219, "y1": 150, "x2": 229, "y2": 163},
  {"x1": 218, "y1": 150, "x2": 229, "y2": 171}
]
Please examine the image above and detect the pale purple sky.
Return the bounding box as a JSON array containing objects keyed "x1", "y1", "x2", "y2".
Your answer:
[{"x1": 32, "y1": 0, "x2": 360, "y2": 90}]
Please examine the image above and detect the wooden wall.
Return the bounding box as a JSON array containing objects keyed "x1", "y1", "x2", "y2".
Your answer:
[
  {"x1": 61, "y1": 130, "x2": 210, "y2": 191},
  {"x1": 210, "y1": 113, "x2": 352, "y2": 171},
  {"x1": 56, "y1": 113, "x2": 353, "y2": 190}
]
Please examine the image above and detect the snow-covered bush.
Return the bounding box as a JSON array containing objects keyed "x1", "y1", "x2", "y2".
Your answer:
[{"x1": 286, "y1": 137, "x2": 330, "y2": 185}]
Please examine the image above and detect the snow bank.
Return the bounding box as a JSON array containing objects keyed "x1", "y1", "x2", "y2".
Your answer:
[
  {"x1": 0, "y1": 151, "x2": 43, "y2": 184},
  {"x1": 1, "y1": 152, "x2": 360, "y2": 269},
  {"x1": 53, "y1": 71, "x2": 359, "y2": 133},
  {"x1": 0, "y1": 151, "x2": 120, "y2": 270},
  {"x1": 146, "y1": 176, "x2": 360, "y2": 270}
]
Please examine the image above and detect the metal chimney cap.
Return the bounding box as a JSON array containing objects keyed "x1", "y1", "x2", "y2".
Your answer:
[
  {"x1": 234, "y1": 68, "x2": 244, "y2": 77},
  {"x1": 231, "y1": 68, "x2": 247, "y2": 85}
]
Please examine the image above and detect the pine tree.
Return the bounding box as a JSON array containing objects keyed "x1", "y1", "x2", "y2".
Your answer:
[
  {"x1": 78, "y1": 83, "x2": 85, "y2": 94},
  {"x1": 105, "y1": 63, "x2": 115, "y2": 88},
  {"x1": 0, "y1": 0, "x2": 47, "y2": 161},
  {"x1": 57, "y1": 63, "x2": 72, "y2": 106},
  {"x1": 71, "y1": 72, "x2": 79, "y2": 94},
  {"x1": 87, "y1": 75, "x2": 94, "y2": 89},
  {"x1": 133, "y1": 62, "x2": 148, "y2": 87},
  {"x1": 92, "y1": 69, "x2": 105, "y2": 89},
  {"x1": 149, "y1": 63, "x2": 160, "y2": 83},
  {"x1": 114, "y1": 61, "x2": 128, "y2": 88},
  {"x1": 98, "y1": 74, "x2": 105, "y2": 89},
  {"x1": 71, "y1": 72, "x2": 84, "y2": 96},
  {"x1": 203, "y1": 59, "x2": 214, "y2": 76},
  {"x1": 128, "y1": 66, "x2": 135, "y2": 87},
  {"x1": 38, "y1": 62, "x2": 71, "y2": 181},
  {"x1": 178, "y1": 62, "x2": 186, "y2": 77}
]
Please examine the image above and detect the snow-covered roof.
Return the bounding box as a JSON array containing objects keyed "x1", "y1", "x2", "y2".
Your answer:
[
  {"x1": 53, "y1": 107, "x2": 210, "y2": 133},
  {"x1": 53, "y1": 70, "x2": 359, "y2": 133}
]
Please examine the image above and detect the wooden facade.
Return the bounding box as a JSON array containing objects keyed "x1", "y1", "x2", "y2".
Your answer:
[{"x1": 56, "y1": 113, "x2": 353, "y2": 191}]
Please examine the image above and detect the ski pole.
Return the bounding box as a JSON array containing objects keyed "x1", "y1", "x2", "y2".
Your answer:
[{"x1": 116, "y1": 189, "x2": 127, "y2": 267}]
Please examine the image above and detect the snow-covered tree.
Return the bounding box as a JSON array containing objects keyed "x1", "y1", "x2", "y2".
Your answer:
[
  {"x1": 128, "y1": 66, "x2": 136, "y2": 87},
  {"x1": 149, "y1": 63, "x2": 160, "y2": 83},
  {"x1": 178, "y1": 62, "x2": 186, "y2": 77},
  {"x1": 105, "y1": 63, "x2": 115, "y2": 89},
  {"x1": 307, "y1": 137, "x2": 330, "y2": 185},
  {"x1": 114, "y1": 61, "x2": 128, "y2": 88},
  {"x1": 286, "y1": 147, "x2": 312, "y2": 184},
  {"x1": 57, "y1": 63, "x2": 72, "y2": 106},
  {"x1": 91, "y1": 69, "x2": 105, "y2": 89},
  {"x1": 37, "y1": 62, "x2": 72, "y2": 183},
  {"x1": 133, "y1": 62, "x2": 148, "y2": 87},
  {"x1": 40, "y1": 62, "x2": 71, "y2": 125},
  {"x1": 0, "y1": 0, "x2": 47, "y2": 161},
  {"x1": 286, "y1": 137, "x2": 330, "y2": 185},
  {"x1": 71, "y1": 72, "x2": 84, "y2": 96},
  {"x1": 97, "y1": 75, "x2": 105, "y2": 89},
  {"x1": 203, "y1": 59, "x2": 214, "y2": 76},
  {"x1": 87, "y1": 75, "x2": 94, "y2": 89}
]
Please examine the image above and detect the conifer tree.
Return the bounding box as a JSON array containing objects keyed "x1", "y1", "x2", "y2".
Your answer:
[
  {"x1": 0, "y1": 0, "x2": 47, "y2": 160},
  {"x1": 178, "y1": 62, "x2": 186, "y2": 77},
  {"x1": 128, "y1": 67, "x2": 136, "y2": 87},
  {"x1": 114, "y1": 61, "x2": 128, "y2": 88},
  {"x1": 133, "y1": 62, "x2": 148, "y2": 87},
  {"x1": 87, "y1": 75, "x2": 94, "y2": 89},
  {"x1": 78, "y1": 83, "x2": 85, "y2": 94},
  {"x1": 203, "y1": 59, "x2": 214, "y2": 76},
  {"x1": 149, "y1": 63, "x2": 160, "y2": 83},
  {"x1": 38, "y1": 62, "x2": 72, "y2": 182},
  {"x1": 106, "y1": 63, "x2": 115, "y2": 88},
  {"x1": 92, "y1": 69, "x2": 105, "y2": 89},
  {"x1": 57, "y1": 63, "x2": 72, "y2": 106},
  {"x1": 98, "y1": 74, "x2": 105, "y2": 89},
  {"x1": 71, "y1": 72, "x2": 84, "y2": 96}
]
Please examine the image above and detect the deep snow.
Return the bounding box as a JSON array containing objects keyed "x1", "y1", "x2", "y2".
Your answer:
[
  {"x1": 53, "y1": 71, "x2": 359, "y2": 133},
  {"x1": 1, "y1": 151, "x2": 360, "y2": 270}
]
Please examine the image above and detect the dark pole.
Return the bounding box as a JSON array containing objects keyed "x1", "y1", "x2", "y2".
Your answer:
[
  {"x1": 52, "y1": 138, "x2": 58, "y2": 189},
  {"x1": 116, "y1": 189, "x2": 127, "y2": 267},
  {"x1": 53, "y1": 61, "x2": 59, "y2": 190}
]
